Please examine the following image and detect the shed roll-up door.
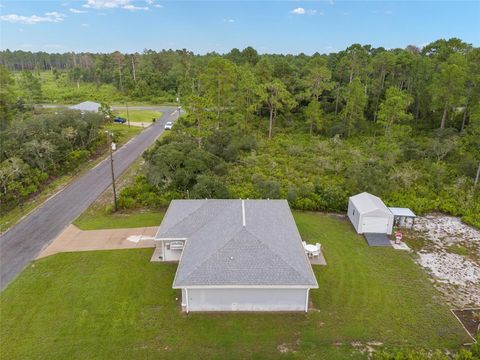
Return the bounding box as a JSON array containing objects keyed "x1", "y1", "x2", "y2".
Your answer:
[{"x1": 362, "y1": 217, "x2": 389, "y2": 233}]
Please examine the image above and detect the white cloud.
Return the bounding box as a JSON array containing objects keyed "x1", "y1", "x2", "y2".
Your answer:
[
  {"x1": 123, "y1": 4, "x2": 149, "y2": 11},
  {"x1": 290, "y1": 7, "x2": 318, "y2": 15},
  {"x1": 70, "y1": 8, "x2": 87, "y2": 13},
  {"x1": 384, "y1": 10, "x2": 393, "y2": 15},
  {"x1": 223, "y1": 18, "x2": 235, "y2": 23},
  {"x1": 145, "y1": 0, "x2": 154, "y2": 4},
  {"x1": 291, "y1": 7, "x2": 305, "y2": 15},
  {"x1": 153, "y1": 4, "x2": 162, "y2": 8},
  {"x1": 83, "y1": 0, "x2": 129, "y2": 9},
  {"x1": 83, "y1": 0, "x2": 148, "y2": 10},
  {"x1": 0, "y1": 12, "x2": 66, "y2": 25},
  {"x1": 82, "y1": 23, "x2": 89, "y2": 27}
]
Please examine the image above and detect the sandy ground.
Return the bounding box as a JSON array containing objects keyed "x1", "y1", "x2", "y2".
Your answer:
[
  {"x1": 411, "y1": 215, "x2": 480, "y2": 307},
  {"x1": 37, "y1": 224, "x2": 157, "y2": 259}
]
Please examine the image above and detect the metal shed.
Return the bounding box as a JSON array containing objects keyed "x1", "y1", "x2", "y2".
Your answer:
[{"x1": 347, "y1": 192, "x2": 394, "y2": 235}]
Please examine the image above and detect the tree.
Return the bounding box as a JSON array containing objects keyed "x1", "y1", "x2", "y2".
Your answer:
[
  {"x1": 18, "y1": 71, "x2": 42, "y2": 107},
  {"x1": 0, "y1": 65, "x2": 16, "y2": 129},
  {"x1": 377, "y1": 87, "x2": 413, "y2": 136},
  {"x1": 370, "y1": 51, "x2": 396, "y2": 121},
  {"x1": 304, "y1": 100, "x2": 323, "y2": 135},
  {"x1": 186, "y1": 94, "x2": 214, "y2": 147},
  {"x1": 340, "y1": 78, "x2": 367, "y2": 137},
  {"x1": 236, "y1": 66, "x2": 263, "y2": 131},
  {"x1": 261, "y1": 79, "x2": 295, "y2": 139},
  {"x1": 430, "y1": 53, "x2": 467, "y2": 129},
  {"x1": 69, "y1": 66, "x2": 82, "y2": 89},
  {"x1": 200, "y1": 57, "x2": 237, "y2": 122},
  {"x1": 304, "y1": 57, "x2": 334, "y2": 102}
]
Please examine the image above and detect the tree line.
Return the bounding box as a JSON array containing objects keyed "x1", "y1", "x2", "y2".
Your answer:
[{"x1": 1, "y1": 38, "x2": 479, "y2": 226}]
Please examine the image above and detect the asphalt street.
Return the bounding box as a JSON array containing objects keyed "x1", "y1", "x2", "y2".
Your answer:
[{"x1": 0, "y1": 107, "x2": 178, "y2": 290}]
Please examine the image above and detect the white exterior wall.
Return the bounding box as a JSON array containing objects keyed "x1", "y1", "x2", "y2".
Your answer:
[
  {"x1": 347, "y1": 199, "x2": 360, "y2": 233},
  {"x1": 358, "y1": 210, "x2": 394, "y2": 234},
  {"x1": 160, "y1": 240, "x2": 184, "y2": 262},
  {"x1": 348, "y1": 200, "x2": 394, "y2": 234},
  {"x1": 182, "y1": 288, "x2": 309, "y2": 312}
]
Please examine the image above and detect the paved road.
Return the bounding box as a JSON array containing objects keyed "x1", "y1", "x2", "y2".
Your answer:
[
  {"x1": 0, "y1": 107, "x2": 178, "y2": 290},
  {"x1": 41, "y1": 105, "x2": 172, "y2": 112}
]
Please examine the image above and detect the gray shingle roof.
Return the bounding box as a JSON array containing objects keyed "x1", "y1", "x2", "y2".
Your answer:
[
  {"x1": 156, "y1": 199, "x2": 318, "y2": 288},
  {"x1": 68, "y1": 101, "x2": 100, "y2": 112}
]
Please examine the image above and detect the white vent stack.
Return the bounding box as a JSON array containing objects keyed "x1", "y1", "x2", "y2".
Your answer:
[{"x1": 242, "y1": 199, "x2": 246, "y2": 227}]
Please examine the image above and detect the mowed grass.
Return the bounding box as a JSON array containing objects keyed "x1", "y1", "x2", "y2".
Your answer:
[
  {"x1": 0, "y1": 213, "x2": 468, "y2": 359},
  {"x1": 75, "y1": 210, "x2": 164, "y2": 230},
  {"x1": 113, "y1": 110, "x2": 162, "y2": 123}
]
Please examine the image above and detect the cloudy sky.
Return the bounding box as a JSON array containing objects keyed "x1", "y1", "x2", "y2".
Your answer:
[{"x1": 1, "y1": 0, "x2": 478, "y2": 54}]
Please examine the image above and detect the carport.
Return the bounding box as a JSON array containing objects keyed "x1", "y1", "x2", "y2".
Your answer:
[{"x1": 389, "y1": 207, "x2": 416, "y2": 228}]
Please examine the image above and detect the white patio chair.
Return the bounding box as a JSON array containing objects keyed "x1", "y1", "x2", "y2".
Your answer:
[{"x1": 311, "y1": 243, "x2": 321, "y2": 259}]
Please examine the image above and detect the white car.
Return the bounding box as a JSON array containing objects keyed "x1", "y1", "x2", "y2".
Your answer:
[{"x1": 164, "y1": 121, "x2": 173, "y2": 130}]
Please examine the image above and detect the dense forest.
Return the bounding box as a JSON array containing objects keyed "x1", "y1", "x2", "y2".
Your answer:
[{"x1": 0, "y1": 38, "x2": 479, "y2": 227}]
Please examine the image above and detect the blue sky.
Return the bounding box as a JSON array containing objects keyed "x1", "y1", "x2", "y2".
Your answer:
[{"x1": 1, "y1": 1, "x2": 479, "y2": 54}]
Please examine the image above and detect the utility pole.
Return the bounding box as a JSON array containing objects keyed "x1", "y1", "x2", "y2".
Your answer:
[
  {"x1": 106, "y1": 131, "x2": 118, "y2": 211},
  {"x1": 125, "y1": 101, "x2": 131, "y2": 128}
]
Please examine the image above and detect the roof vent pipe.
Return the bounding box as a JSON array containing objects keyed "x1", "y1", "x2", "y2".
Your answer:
[{"x1": 242, "y1": 200, "x2": 246, "y2": 227}]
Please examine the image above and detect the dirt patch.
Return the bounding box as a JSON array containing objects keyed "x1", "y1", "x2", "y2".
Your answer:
[
  {"x1": 452, "y1": 309, "x2": 480, "y2": 340},
  {"x1": 407, "y1": 215, "x2": 480, "y2": 308}
]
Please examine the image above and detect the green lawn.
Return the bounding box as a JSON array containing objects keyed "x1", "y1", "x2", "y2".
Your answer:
[
  {"x1": 0, "y1": 213, "x2": 469, "y2": 359},
  {"x1": 74, "y1": 210, "x2": 164, "y2": 230},
  {"x1": 113, "y1": 110, "x2": 162, "y2": 123}
]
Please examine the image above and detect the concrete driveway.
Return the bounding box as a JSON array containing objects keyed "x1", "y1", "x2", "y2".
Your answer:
[{"x1": 37, "y1": 225, "x2": 157, "y2": 259}]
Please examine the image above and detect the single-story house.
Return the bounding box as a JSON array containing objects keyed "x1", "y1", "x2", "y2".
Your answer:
[
  {"x1": 68, "y1": 101, "x2": 101, "y2": 113},
  {"x1": 154, "y1": 199, "x2": 318, "y2": 313},
  {"x1": 347, "y1": 192, "x2": 394, "y2": 234}
]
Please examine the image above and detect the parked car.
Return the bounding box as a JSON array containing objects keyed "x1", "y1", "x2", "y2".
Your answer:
[
  {"x1": 164, "y1": 121, "x2": 173, "y2": 130},
  {"x1": 113, "y1": 117, "x2": 127, "y2": 123}
]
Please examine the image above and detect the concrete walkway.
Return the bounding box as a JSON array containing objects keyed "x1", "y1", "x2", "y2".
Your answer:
[{"x1": 37, "y1": 225, "x2": 157, "y2": 259}]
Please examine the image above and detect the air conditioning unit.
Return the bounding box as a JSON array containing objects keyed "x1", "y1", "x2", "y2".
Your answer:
[{"x1": 170, "y1": 241, "x2": 184, "y2": 250}]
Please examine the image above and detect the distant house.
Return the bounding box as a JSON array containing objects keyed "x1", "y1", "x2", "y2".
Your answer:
[
  {"x1": 347, "y1": 192, "x2": 394, "y2": 234},
  {"x1": 154, "y1": 199, "x2": 318, "y2": 313},
  {"x1": 68, "y1": 101, "x2": 101, "y2": 113}
]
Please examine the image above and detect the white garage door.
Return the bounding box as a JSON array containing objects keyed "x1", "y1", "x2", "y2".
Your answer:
[{"x1": 362, "y1": 217, "x2": 388, "y2": 233}]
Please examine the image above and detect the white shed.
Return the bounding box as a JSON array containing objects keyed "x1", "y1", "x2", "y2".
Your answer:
[{"x1": 347, "y1": 192, "x2": 394, "y2": 234}]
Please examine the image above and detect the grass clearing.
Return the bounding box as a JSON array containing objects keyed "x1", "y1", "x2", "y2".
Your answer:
[
  {"x1": 447, "y1": 244, "x2": 470, "y2": 257},
  {"x1": 0, "y1": 213, "x2": 469, "y2": 359},
  {"x1": 75, "y1": 210, "x2": 164, "y2": 230},
  {"x1": 113, "y1": 110, "x2": 162, "y2": 123}
]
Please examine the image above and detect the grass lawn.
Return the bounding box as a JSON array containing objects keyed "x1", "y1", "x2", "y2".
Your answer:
[
  {"x1": 75, "y1": 210, "x2": 164, "y2": 230},
  {"x1": 0, "y1": 213, "x2": 469, "y2": 359},
  {"x1": 113, "y1": 110, "x2": 162, "y2": 123}
]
